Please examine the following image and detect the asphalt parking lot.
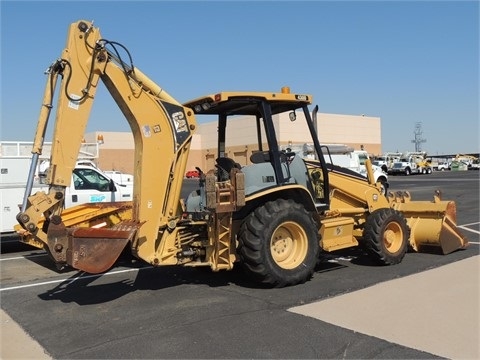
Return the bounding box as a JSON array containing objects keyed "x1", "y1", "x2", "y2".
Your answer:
[{"x1": 1, "y1": 170, "x2": 479, "y2": 359}]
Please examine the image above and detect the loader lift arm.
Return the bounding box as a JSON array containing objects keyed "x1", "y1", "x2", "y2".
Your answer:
[{"x1": 16, "y1": 20, "x2": 196, "y2": 272}]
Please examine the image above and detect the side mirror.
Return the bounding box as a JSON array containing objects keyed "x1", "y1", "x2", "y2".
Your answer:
[
  {"x1": 289, "y1": 111, "x2": 296, "y2": 122},
  {"x1": 109, "y1": 179, "x2": 117, "y2": 192}
]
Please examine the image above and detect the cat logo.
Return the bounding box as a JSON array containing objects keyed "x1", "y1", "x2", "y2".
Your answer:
[{"x1": 295, "y1": 94, "x2": 309, "y2": 101}]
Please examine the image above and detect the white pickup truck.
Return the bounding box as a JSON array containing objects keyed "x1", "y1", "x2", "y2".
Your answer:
[
  {"x1": 289, "y1": 144, "x2": 389, "y2": 195},
  {"x1": 1, "y1": 157, "x2": 133, "y2": 239},
  {"x1": 435, "y1": 162, "x2": 450, "y2": 171},
  {"x1": 325, "y1": 149, "x2": 389, "y2": 194}
]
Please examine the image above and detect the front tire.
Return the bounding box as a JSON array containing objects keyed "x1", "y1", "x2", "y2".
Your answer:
[
  {"x1": 363, "y1": 208, "x2": 409, "y2": 265},
  {"x1": 238, "y1": 199, "x2": 319, "y2": 287}
]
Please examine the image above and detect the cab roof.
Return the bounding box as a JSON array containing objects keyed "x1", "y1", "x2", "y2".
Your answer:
[{"x1": 183, "y1": 89, "x2": 313, "y2": 116}]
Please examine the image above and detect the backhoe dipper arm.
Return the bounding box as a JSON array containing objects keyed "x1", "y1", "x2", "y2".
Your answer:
[
  {"x1": 17, "y1": 21, "x2": 103, "y2": 232},
  {"x1": 17, "y1": 20, "x2": 196, "y2": 271}
]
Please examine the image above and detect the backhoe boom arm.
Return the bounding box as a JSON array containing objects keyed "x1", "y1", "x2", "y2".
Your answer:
[{"x1": 17, "y1": 20, "x2": 196, "y2": 271}]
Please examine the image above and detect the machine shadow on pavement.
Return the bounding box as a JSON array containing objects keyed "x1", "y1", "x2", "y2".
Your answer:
[{"x1": 32, "y1": 255, "x2": 353, "y2": 306}]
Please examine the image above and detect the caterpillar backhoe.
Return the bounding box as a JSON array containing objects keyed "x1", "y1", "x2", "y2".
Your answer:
[{"x1": 16, "y1": 20, "x2": 468, "y2": 287}]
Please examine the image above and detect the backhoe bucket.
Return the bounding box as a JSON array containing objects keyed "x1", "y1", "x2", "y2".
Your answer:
[
  {"x1": 390, "y1": 192, "x2": 468, "y2": 254},
  {"x1": 17, "y1": 201, "x2": 140, "y2": 273},
  {"x1": 66, "y1": 223, "x2": 139, "y2": 273}
]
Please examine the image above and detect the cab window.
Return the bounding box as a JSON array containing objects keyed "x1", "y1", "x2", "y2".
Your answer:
[
  {"x1": 73, "y1": 169, "x2": 111, "y2": 191},
  {"x1": 358, "y1": 153, "x2": 368, "y2": 165}
]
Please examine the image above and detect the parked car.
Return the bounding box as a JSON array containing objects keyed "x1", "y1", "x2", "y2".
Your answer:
[
  {"x1": 436, "y1": 162, "x2": 450, "y2": 171},
  {"x1": 185, "y1": 170, "x2": 200, "y2": 178}
]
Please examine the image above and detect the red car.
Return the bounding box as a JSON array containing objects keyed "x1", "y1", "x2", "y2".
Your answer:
[{"x1": 185, "y1": 170, "x2": 200, "y2": 178}]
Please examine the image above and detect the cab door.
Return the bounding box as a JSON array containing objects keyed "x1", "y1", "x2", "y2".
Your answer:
[{"x1": 66, "y1": 167, "x2": 119, "y2": 206}]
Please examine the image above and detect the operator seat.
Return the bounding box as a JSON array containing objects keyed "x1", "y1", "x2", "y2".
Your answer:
[{"x1": 216, "y1": 157, "x2": 241, "y2": 181}]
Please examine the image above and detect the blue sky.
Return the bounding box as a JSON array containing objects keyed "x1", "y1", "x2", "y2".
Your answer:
[{"x1": 1, "y1": 1, "x2": 478, "y2": 155}]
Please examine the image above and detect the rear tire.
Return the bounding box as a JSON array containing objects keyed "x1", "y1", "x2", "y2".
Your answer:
[
  {"x1": 378, "y1": 177, "x2": 388, "y2": 196},
  {"x1": 363, "y1": 208, "x2": 409, "y2": 265},
  {"x1": 238, "y1": 199, "x2": 319, "y2": 287}
]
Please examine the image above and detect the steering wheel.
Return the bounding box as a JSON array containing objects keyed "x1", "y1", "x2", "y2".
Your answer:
[
  {"x1": 281, "y1": 148, "x2": 296, "y2": 164},
  {"x1": 74, "y1": 179, "x2": 84, "y2": 189}
]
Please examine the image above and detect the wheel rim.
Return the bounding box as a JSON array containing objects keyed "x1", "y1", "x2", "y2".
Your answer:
[
  {"x1": 383, "y1": 221, "x2": 404, "y2": 253},
  {"x1": 270, "y1": 221, "x2": 308, "y2": 269}
]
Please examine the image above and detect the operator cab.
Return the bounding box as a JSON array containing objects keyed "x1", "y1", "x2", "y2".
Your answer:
[{"x1": 183, "y1": 87, "x2": 331, "y2": 212}]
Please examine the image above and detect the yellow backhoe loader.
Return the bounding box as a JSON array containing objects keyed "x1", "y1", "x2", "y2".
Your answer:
[{"x1": 16, "y1": 20, "x2": 468, "y2": 287}]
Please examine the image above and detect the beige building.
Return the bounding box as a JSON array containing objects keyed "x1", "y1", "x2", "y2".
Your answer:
[
  {"x1": 85, "y1": 112, "x2": 381, "y2": 175},
  {"x1": 83, "y1": 132, "x2": 134, "y2": 173}
]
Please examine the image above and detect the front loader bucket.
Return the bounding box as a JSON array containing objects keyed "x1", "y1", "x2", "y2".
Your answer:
[{"x1": 390, "y1": 192, "x2": 469, "y2": 254}]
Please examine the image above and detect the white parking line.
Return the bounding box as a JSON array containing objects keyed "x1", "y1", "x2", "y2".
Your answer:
[
  {"x1": 0, "y1": 253, "x2": 46, "y2": 261},
  {"x1": 460, "y1": 221, "x2": 480, "y2": 227},
  {"x1": 458, "y1": 225, "x2": 480, "y2": 235},
  {"x1": 0, "y1": 268, "x2": 143, "y2": 292}
]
